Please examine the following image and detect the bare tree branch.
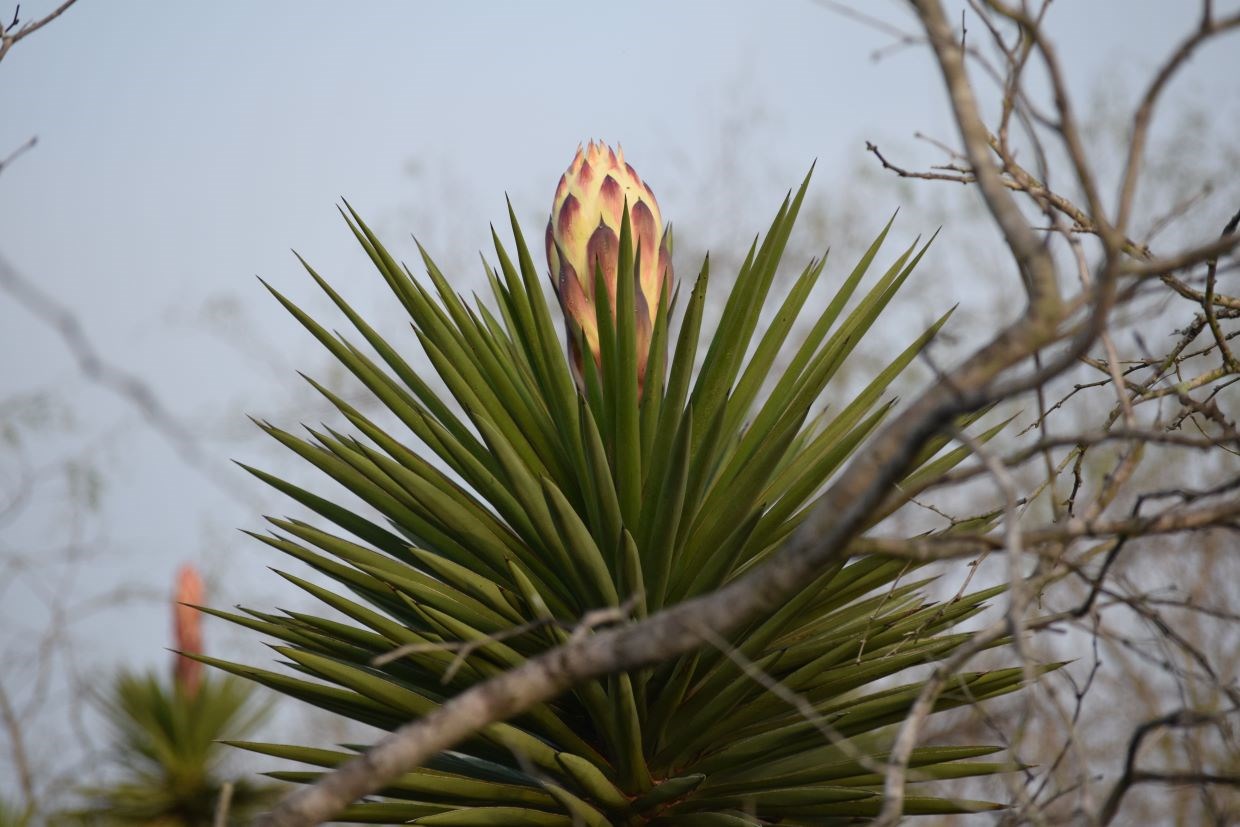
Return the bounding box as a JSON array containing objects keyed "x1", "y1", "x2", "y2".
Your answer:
[
  {"x1": 1099, "y1": 708, "x2": 1240, "y2": 824},
  {"x1": 0, "y1": 135, "x2": 37, "y2": 177},
  {"x1": 0, "y1": 252, "x2": 250, "y2": 506},
  {"x1": 0, "y1": 0, "x2": 79, "y2": 63}
]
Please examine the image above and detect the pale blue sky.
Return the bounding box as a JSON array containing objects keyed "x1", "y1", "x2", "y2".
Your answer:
[{"x1": 1, "y1": 0, "x2": 1238, "y2": 802}]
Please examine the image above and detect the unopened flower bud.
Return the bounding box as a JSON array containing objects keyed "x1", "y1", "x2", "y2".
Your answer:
[{"x1": 546, "y1": 141, "x2": 672, "y2": 393}]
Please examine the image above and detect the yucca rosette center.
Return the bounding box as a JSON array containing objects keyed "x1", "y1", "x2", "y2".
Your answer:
[{"x1": 546, "y1": 141, "x2": 673, "y2": 393}]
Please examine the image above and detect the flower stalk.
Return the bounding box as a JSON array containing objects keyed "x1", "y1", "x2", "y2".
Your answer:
[{"x1": 172, "y1": 563, "x2": 204, "y2": 697}]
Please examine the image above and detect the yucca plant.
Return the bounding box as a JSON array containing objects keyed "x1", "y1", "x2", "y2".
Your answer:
[
  {"x1": 0, "y1": 798, "x2": 32, "y2": 827},
  {"x1": 67, "y1": 567, "x2": 277, "y2": 826},
  {"x1": 213, "y1": 143, "x2": 1041, "y2": 824}
]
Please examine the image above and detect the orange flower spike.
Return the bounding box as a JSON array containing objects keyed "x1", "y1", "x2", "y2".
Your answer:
[{"x1": 172, "y1": 564, "x2": 205, "y2": 697}]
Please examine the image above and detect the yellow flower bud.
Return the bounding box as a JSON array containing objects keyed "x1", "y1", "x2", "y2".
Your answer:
[{"x1": 546, "y1": 141, "x2": 672, "y2": 393}]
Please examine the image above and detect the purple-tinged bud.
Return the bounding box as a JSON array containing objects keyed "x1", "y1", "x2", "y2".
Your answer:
[{"x1": 547, "y1": 141, "x2": 673, "y2": 394}]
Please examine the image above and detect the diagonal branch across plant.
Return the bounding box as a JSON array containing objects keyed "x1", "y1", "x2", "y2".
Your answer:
[{"x1": 199, "y1": 142, "x2": 1049, "y2": 824}]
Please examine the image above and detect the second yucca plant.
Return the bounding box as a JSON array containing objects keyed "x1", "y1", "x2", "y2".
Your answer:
[
  {"x1": 67, "y1": 567, "x2": 276, "y2": 826},
  {"x1": 212, "y1": 142, "x2": 1038, "y2": 824}
]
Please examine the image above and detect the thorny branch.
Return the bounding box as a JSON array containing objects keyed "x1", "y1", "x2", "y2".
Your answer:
[
  {"x1": 0, "y1": 682, "x2": 35, "y2": 813},
  {"x1": 855, "y1": 2, "x2": 1240, "y2": 824},
  {"x1": 1099, "y1": 709, "x2": 1240, "y2": 825},
  {"x1": 0, "y1": 135, "x2": 37, "y2": 177},
  {"x1": 0, "y1": 0, "x2": 79, "y2": 64},
  {"x1": 0, "y1": 253, "x2": 251, "y2": 506}
]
